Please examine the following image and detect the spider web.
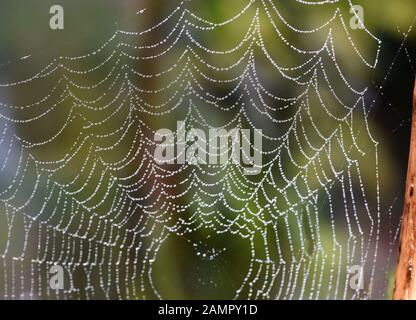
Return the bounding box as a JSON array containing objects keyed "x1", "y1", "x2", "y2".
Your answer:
[{"x1": 0, "y1": 0, "x2": 403, "y2": 299}]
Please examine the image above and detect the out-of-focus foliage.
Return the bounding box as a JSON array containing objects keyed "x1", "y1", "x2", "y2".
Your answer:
[{"x1": 0, "y1": 0, "x2": 415, "y2": 300}]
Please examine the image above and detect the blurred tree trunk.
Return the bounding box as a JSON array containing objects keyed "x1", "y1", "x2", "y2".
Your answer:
[{"x1": 394, "y1": 80, "x2": 416, "y2": 300}]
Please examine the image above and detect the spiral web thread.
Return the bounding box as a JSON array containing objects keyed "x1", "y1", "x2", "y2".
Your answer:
[{"x1": 0, "y1": 0, "x2": 399, "y2": 299}]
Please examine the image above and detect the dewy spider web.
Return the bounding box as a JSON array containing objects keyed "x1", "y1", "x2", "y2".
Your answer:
[{"x1": 0, "y1": 0, "x2": 391, "y2": 299}]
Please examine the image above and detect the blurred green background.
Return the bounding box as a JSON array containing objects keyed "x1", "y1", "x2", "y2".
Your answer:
[{"x1": 0, "y1": 0, "x2": 415, "y2": 300}]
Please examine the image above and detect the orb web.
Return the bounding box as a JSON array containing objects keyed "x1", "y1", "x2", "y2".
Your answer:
[{"x1": 0, "y1": 0, "x2": 393, "y2": 299}]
